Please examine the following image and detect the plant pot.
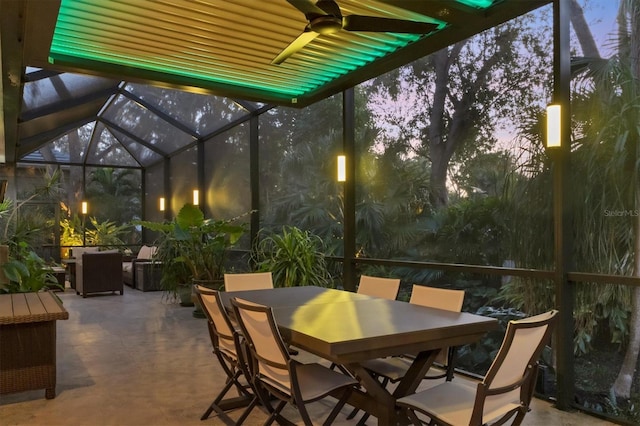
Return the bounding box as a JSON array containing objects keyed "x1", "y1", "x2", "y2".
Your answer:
[
  {"x1": 192, "y1": 279, "x2": 224, "y2": 318},
  {"x1": 535, "y1": 364, "x2": 556, "y2": 396},
  {"x1": 178, "y1": 285, "x2": 194, "y2": 307}
]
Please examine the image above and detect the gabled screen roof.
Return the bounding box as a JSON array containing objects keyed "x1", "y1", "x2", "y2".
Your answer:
[{"x1": 2, "y1": 0, "x2": 552, "y2": 165}]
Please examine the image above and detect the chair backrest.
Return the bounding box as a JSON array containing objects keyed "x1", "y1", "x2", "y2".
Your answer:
[
  {"x1": 409, "y1": 284, "x2": 465, "y2": 312},
  {"x1": 410, "y1": 285, "x2": 465, "y2": 365},
  {"x1": 357, "y1": 275, "x2": 400, "y2": 300},
  {"x1": 475, "y1": 310, "x2": 558, "y2": 424},
  {"x1": 224, "y1": 272, "x2": 274, "y2": 292},
  {"x1": 72, "y1": 247, "x2": 100, "y2": 266},
  {"x1": 194, "y1": 285, "x2": 238, "y2": 359},
  {"x1": 231, "y1": 297, "x2": 292, "y2": 394}
]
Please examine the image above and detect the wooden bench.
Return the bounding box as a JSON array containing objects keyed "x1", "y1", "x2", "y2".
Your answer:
[{"x1": 0, "y1": 291, "x2": 69, "y2": 399}]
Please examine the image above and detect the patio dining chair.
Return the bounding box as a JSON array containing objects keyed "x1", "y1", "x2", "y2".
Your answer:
[
  {"x1": 396, "y1": 309, "x2": 559, "y2": 426},
  {"x1": 347, "y1": 285, "x2": 465, "y2": 424},
  {"x1": 194, "y1": 285, "x2": 257, "y2": 424},
  {"x1": 330, "y1": 275, "x2": 402, "y2": 373},
  {"x1": 356, "y1": 275, "x2": 401, "y2": 300},
  {"x1": 408, "y1": 285, "x2": 465, "y2": 380},
  {"x1": 360, "y1": 285, "x2": 466, "y2": 382},
  {"x1": 231, "y1": 297, "x2": 359, "y2": 426},
  {"x1": 224, "y1": 272, "x2": 274, "y2": 291}
]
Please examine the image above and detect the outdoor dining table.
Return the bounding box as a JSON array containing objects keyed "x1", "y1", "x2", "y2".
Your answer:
[{"x1": 220, "y1": 285, "x2": 498, "y2": 425}]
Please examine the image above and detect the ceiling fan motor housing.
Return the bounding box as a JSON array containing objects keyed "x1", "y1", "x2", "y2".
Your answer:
[{"x1": 310, "y1": 15, "x2": 343, "y2": 34}]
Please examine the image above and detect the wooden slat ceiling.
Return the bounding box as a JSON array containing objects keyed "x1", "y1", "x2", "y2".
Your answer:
[{"x1": 21, "y1": 0, "x2": 551, "y2": 107}]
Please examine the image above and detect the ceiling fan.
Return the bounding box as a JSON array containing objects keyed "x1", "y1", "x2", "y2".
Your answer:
[{"x1": 272, "y1": 0, "x2": 438, "y2": 65}]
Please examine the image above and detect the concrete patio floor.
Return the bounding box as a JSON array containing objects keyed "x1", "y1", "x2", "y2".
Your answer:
[{"x1": 1, "y1": 285, "x2": 617, "y2": 426}]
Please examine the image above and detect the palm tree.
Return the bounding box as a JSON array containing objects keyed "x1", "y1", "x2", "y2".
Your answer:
[
  {"x1": 570, "y1": 0, "x2": 640, "y2": 400},
  {"x1": 85, "y1": 167, "x2": 141, "y2": 226}
]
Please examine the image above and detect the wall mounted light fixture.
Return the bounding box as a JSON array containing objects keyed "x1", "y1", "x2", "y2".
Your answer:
[
  {"x1": 193, "y1": 189, "x2": 199, "y2": 206},
  {"x1": 81, "y1": 201, "x2": 88, "y2": 246},
  {"x1": 159, "y1": 197, "x2": 165, "y2": 212},
  {"x1": 546, "y1": 104, "x2": 562, "y2": 148},
  {"x1": 337, "y1": 155, "x2": 346, "y2": 182}
]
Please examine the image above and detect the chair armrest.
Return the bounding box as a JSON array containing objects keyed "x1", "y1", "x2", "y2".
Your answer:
[{"x1": 131, "y1": 258, "x2": 156, "y2": 267}]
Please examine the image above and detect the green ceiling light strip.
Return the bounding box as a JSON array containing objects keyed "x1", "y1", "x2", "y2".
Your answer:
[
  {"x1": 48, "y1": 51, "x2": 310, "y2": 98},
  {"x1": 50, "y1": 0, "x2": 444, "y2": 101},
  {"x1": 455, "y1": 0, "x2": 495, "y2": 8}
]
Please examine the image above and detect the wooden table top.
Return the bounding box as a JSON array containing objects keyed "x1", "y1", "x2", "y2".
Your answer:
[
  {"x1": 222, "y1": 286, "x2": 498, "y2": 363},
  {"x1": 0, "y1": 291, "x2": 69, "y2": 325}
]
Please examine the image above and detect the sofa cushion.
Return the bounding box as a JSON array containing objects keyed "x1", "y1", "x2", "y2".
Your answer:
[
  {"x1": 137, "y1": 245, "x2": 156, "y2": 260},
  {"x1": 71, "y1": 247, "x2": 99, "y2": 260},
  {"x1": 124, "y1": 246, "x2": 157, "y2": 288},
  {"x1": 123, "y1": 262, "x2": 133, "y2": 274}
]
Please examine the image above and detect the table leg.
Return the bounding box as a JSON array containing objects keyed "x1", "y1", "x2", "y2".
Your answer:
[
  {"x1": 393, "y1": 350, "x2": 440, "y2": 397},
  {"x1": 345, "y1": 349, "x2": 441, "y2": 425}
]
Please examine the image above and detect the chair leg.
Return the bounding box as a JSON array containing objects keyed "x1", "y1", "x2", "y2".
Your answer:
[
  {"x1": 346, "y1": 406, "x2": 360, "y2": 420},
  {"x1": 235, "y1": 396, "x2": 259, "y2": 425},
  {"x1": 399, "y1": 407, "x2": 425, "y2": 425},
  {"x1": 356, "y1": 412, "x2": 371, "y2": 425},
  {"x1": 265, "y1": 400, "x2": 287, "y2": 426},
  {"x1": 200, "y1": 375, "x2": 236, "y2": 420},
  {"x1": 329, "y1": 362, "x2": 352, "y2": 376},
  {"x1": 201, "y1": 366, "x2": 251, "y2": 421},
  {"x1": 348, "y1": 371, "x2": 388, "y2": 422},
  {"x1": 510, "y1": 408, "x2": 528, "y2": 426},
  {"x1": 298, "y1": 400, "x2": 315, "y2": 426},
  {"x1": 445, "y1": 347, "x2": 458, "y2": 382},
  {"x1": 322, "y1": 388, "x2": 353, "y2": 426}
]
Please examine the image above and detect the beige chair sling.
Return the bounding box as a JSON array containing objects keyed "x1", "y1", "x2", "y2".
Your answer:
[
  {"x1": 194, "y1": 285, "x2": 256, "y2": 424},
  {"x1": 397, "y1": 309, "x2": 559, "y2": 426},
  {"x1": 357, "y1": 275, "x2": 401, "y2": 300},
  {"x1": 410, "y1": 285, "x2": 465, "y2": 379},
  {"x1": 224, "y1": 272, "x2": 274, "y2": 291},
  {"x1": 231, "y1": 297, "x2": 358, "y2": 426}
]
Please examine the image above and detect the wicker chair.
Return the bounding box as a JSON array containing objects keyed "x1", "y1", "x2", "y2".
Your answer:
[
  {"x1": 231, "y1": 296, "x2": 358, "y2": 426},
  {"x1": 75, "y1": 250, "x2": 123, "y2": 298},
  {"x1": 122, "y1": 245, "x2": 158, "y2": 290},
  {"x1": 194, "y1": 285, "x2": 256, "y2": 424},
  {"x1": 397, "y1": 310, "x2": 559, "y2": 426}
]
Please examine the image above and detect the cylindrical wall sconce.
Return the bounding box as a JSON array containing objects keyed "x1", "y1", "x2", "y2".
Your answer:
[
  {"x1": 546, "y1": 104, "x2": 562, "y2": 148},
  {"x1": 337, "y1": 155, "x2": 346, "y2": 182},
  {"x1": 81, "y1": 201, "x2": 88, "y2": 215},
  {"x1": 193, "y1": 189, "x2": 199, "y2": 206},
  {"x1": 159, "y1": 197, "x2": 165, "y2": 212}
]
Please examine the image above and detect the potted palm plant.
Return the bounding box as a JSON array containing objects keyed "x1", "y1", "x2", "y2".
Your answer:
[
  {"x1": 251, "y1": 225, "x2": 331, "y2": 288},
  {"x1": 136, "y1": 203, "x2": 248, "y2": 306}
]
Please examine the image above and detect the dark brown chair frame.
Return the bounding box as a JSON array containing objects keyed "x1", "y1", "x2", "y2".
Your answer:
[{"x1": 194, "y1": 285, "x2": 257, "y2": 424}]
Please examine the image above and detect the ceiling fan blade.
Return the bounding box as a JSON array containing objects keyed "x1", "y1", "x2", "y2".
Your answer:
[
  {"x1": 286, "y1": 0, "x2": 326, "y2": 17},
  {"x1": 343, "y1": 15, "x2": 438, "y2": 34},
  {"x1": 272, "y1": 29, "x2": 319, "y2": 65}
]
